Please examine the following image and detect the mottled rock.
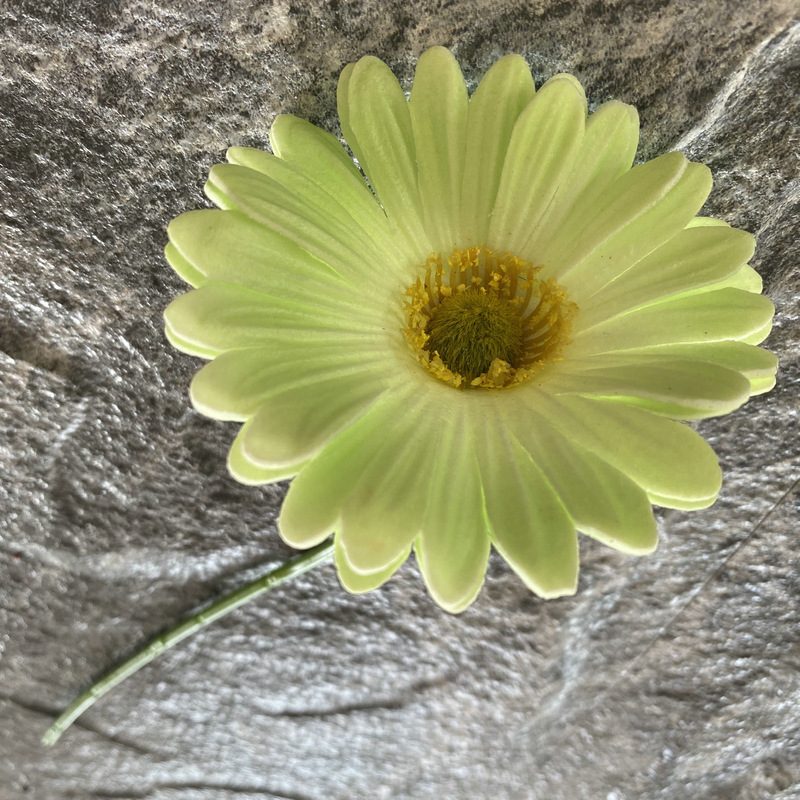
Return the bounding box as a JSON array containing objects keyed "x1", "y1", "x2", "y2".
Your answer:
[{"x1": 0, "y1": 2, "x2": 798, "y2": 799}]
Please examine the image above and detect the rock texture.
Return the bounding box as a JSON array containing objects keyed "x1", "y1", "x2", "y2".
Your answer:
[{"x1": 1, "y1": 2, "x2": 798, "y2": 799}]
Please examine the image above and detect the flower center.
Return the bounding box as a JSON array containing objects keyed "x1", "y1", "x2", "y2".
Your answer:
[
  {"x1": 404, "y1": 246, "x2": 576, "y2": 389},
  {"x1": 426, "y1": 290, "x2": 524, "y2": 382}
]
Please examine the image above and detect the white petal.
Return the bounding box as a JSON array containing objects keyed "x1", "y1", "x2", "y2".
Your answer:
[{"x1": 166, "y1": 210, "x2": 382, "y2": 322}]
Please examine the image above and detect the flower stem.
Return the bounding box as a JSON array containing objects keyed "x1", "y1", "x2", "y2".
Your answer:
[{"x1": 42, "y1": 539, "x2": 335, "y2": 747}]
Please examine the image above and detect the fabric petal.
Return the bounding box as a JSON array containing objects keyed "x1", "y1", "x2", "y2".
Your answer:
[
  {"x1": 684, "y1": 264, "x2": 763, "y2": 295},
  {"x1": 164, "y1": 242, "x2": 205, "y2": 288},
  {"x1": 563, "y1": 162, "x2": 713, "y2": 300},
  {"x1": 409, "y1": 46, "x2": 468, "y2": 253},
  {"x1": 488, "y1": 75, "x2": 586, "y2": 256},
  {"x1": 478, "y1": 422, "x2": 579, "y2": 597},
  {"x1": 206, "y1": 160, "x2": 398, "y2": 281},
  {"x1": 460, "y1": 53, "x2": 535, "y2": 246},
  {"x1": 189, "y1": 346, "x2": 386, "y2": 422},
  {"x1": 278, "y1": 391, "x2": 413, "y2": 549},
  {"x1": 266, "y1": 114, "x2": 389, "y2": 235},
  {"x1": 604, "y1": 342, "x2": 778, "y2": 396},
  {"x1": 527, "y1": 392, "x2": 722, "y2": 509},
  {"x1": 569, "y1": 288, "x2": 775, "y2": 357},
  {"x1": 338, "y1": 55, "x2": 432, "y2": 262},
  {"x1": 507, "y1": 413, "x2": 657, "y2": 554},
  {"x1": 548, "y1": 153, "x2": 711, "y2": 299},
  {"x1": 577, "y1": 225, "x2": 756, "y2": 329},
  {"x1": 529, "y1": 99, "x2": 639, "y2": 262},
  {"x1": 334, "y1": 535, "x2": 409, "y2": 594},
  {"x1": 338, "y1": 397, "x2": 431, "y2": 573},
  {"x1": 544, "y1": 355, "x2": 751, "y2": 419},
  {"x1": 164, "y1": 320, "x2": 220, "y2": 359},
  {"x1": 164, "y1": 282, "x2": 384, "y2": 353},
  {"x1": 227, "y1": 422, "x2": 302, "y2": 485},
  {"x1": 687, "y1": 216, "x2": 729, "y2": 228},
  {"x1": 415, "y1": 412, "x2": 490, "y2": 613},
  {"x1": 242, "y1": 373, "x2": 388, "y2": 468},
  {"x1": 166, "y1": 210, "x2": 383, "y2": 320}
]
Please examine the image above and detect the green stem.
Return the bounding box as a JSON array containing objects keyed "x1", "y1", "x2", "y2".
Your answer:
[{"x1": 42, "y1": 539, "x2": 335, "y2": 747}]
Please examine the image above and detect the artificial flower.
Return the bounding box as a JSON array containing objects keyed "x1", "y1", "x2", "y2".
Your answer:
[{"x1": 164, "y1": 47, "x2": 776, "y2": 612}]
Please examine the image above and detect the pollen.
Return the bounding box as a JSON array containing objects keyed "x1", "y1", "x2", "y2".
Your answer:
[{"x1": 404, "y1": 246, "x2": 577, "y2": 389}]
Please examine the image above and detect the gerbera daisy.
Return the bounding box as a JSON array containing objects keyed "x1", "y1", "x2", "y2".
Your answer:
[{"x1": 164, "y1": 47, "x2": 776, "y2": 613}]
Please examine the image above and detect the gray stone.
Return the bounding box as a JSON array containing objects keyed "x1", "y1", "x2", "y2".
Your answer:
[{"x1": 1, "y1": 2, "x2": 798, "y2": 799}]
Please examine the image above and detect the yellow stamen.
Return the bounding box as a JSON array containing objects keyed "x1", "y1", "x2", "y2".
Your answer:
[{"x1": 403, "y1": 246, "x2": 577, "y2": 389}]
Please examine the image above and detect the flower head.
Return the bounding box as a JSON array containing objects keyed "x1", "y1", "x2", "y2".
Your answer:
[{"x1": 164, "y1": 48, "x2": 776, "y2": 612}]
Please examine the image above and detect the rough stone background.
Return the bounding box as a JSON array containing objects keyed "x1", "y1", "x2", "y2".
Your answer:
[{"x1": 1, "y1": 1, "x2": 798, "y2": 798}]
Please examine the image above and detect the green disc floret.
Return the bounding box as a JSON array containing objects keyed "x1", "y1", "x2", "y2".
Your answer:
[{"x1": 426, "y1": 289, "x2": 524, "y2": 381}]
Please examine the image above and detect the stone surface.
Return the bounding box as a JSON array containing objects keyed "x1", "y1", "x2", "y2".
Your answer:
[{"x1": 1, "y1": 2, "x2": 798, "y2": 798}]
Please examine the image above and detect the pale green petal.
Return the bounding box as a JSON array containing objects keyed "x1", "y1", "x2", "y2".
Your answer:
[
  {"x1": 686, "y1": 216, "x2": 729, "y2": 228},
  {"x1": 164, "y1": 242, "x2": 205, "y2": 288},
  {"x1": 338, "y1": 55, "x2": 432, "y2": 262},
  {"x1": 570, "y1": 288, "x2": 775, "y2": 357},
  {"x1": 460, "y1": 54, "x2": 535, "y2": 245},
  {"x1": 334, "y1": 535, "x2": 409, "y2": 594},
  {"x1": 164, "y1": 282, "x2": 383, "y2": 352},
  {"x1": 227, "y1": 422, "x2": 302, "y2": 485},
  {"x1": 242, "y1": 373, "x2": 388, "y2": 468},
  {"x1": 684, "y1": 264, "x2": 763, "y2": 295},
  {"x1": 545, "y1": 356, "x2": 751, "y2": 419},
  {"x1": 416, "y1": 416, "x2": 490, "y2": 613},
  {"x1": 235, "y1": 122, "x2": 401, "y2": 263},
  {"x1": 577, "y1": 225, "x2": 755, "y2": 329},
  {"x1": 203, "y1": 178, "x2": 235, "y2": 210},
  {"x1": 409, "y1": 46, "x2": 468, "y2": 252},
  {"x1": 478, "y1": 423, "x2": 579, "y2": 597},
  {"x1": 531, "y1": 100, "x2": 639, "y2": 261},
  {"x1": 278, "y1": 392, "x2": 413, "y2": 549},
  {"x1": 206, "y1": 161, "x2": 398, "y2": 281},
  {"x1": 559, "y1": 159, "x2": 712, "y2": 299},
  {"x1": 166, "y1": 210, "x2": 386, "y2": 322},
  {"x1": 190, "y1": 346, "x2": 386, "y2": 421},
  {"x1": 267, "y1": 114, "x2": 386, "y2": 229},
  {"x1": 508, "y1": 414, "x2": 657, "y2": 554},
  {"x1": 338, "y1": 399, "x2": 431, "y2": 573},
  {"x1": 543, "y1": 152, "x2": 686, "y2": 272},
  {"x1": 545, "y1": 153, "x2": 707, "y2": 290},
  {"x1": 610, "y1": 342, "x2": 778, "y2": 396},
  {"x1": 529, "y1": 392, "x2": 722, "y2": 509},
  {"x1": 489, "y1": 76, "x2": 586, "y2": 256},
  {"x1": 168, "y1": 208, "x2": 334, "y2": 285},
  {"x1": 718, "y1": 265, "x2": 763, "y2": 293},
  {"x1": 164, "y1": 320, "x2": 220, "y2": 359}
]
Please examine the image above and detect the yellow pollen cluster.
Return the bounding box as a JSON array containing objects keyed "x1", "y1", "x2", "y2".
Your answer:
[{"x1": 404, "y1": 246, "x2": 577, "y2": 389}]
